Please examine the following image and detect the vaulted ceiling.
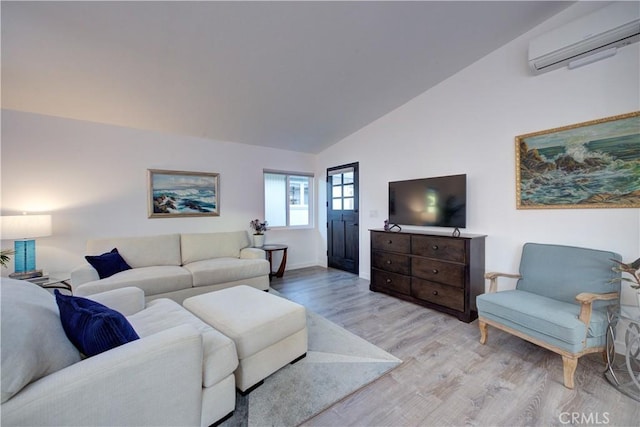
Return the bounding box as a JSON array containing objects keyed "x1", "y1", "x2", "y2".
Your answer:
[{"x1": 2, "y1": 1, "x2": 573, "y2": 153}]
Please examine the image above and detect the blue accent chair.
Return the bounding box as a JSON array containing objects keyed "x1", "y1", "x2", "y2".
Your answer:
[{"x1": 476, "y1": 243, "x2": 621, "y2": 389}]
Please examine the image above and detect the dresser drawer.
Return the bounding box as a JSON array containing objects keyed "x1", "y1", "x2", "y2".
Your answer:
[
  {"x1": 371, "y1": 269, "x2": 411, "y2": 295},
  {"x1": 372, "y1": 251, "x2": 410, "y2": 275},
  {"x1": 371, "y1": 232, "x2": 411, "y2": 254},
  {"x1": 412, "y1": 235, "x2": 466, "y2": 262},
  {"x1": 411, "y1": 278, "x2": 464, "y2": 312},
  {"x1": 411, "y1": 258, "x2": 464, "y2": 288}
]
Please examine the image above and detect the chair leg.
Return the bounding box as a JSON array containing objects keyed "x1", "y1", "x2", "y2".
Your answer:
[
  {"x1": 562, "y1": 356, "x2": 577, "y2": 389},
  {"x1": 479, "y1": 320, "x2": 488, "y2": 345}
]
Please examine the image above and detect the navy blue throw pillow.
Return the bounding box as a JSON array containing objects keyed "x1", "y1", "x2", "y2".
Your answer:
[
  {"x1": 85, "y1": 248, "x2": 131, "y2": 279},
  {"x1": 54, "y1": 290, "x2": 140, "y2": 357}
]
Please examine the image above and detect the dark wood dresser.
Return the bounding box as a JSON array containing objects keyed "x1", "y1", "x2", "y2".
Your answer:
[{"x1": 370, "y1": 229, "x2": 486, "y2": 322}]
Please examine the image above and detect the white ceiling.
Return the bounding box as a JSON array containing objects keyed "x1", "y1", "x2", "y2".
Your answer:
[{"x1": 1, "y1": 1, "x2": 574, "y2": 153}]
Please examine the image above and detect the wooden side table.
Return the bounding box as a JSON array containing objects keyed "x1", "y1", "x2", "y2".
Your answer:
[
  {"x1": 261, "y1": 244, "x2": 288, "y2": 280},
  {"x1": 25, "y1": 275, "x2": 72, "y2": 293}
]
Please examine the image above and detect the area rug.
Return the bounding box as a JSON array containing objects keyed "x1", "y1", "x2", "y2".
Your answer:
[{"x1": 219, "y1": 308, "x2": 402, "y2": 427}]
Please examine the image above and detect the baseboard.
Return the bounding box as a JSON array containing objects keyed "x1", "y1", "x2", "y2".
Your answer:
[{"x1": 286, "y1": 262, "x2": 322, "y2": 271}]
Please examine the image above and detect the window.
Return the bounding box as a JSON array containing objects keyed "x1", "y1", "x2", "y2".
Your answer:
[
  {"x1": 329, "y1": 167, "x2": 355, "y2": 211},
  {"x1": 264, "y1": 170, "x2": 314, "y2": 227}
]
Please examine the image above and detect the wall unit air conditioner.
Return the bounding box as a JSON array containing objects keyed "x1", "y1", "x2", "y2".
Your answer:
[{"x1": 529, "y1": 2, "x2": 640, "y2": 75}]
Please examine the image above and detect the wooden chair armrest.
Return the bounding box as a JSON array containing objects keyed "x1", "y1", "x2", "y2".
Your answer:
[
  {"x1": 575, "y1": 292, "x2": 619, "y2": 325},
  {"x1": 575, "y1": 292, "x2": 619, "y2": 303},
  {"x1": 484, "y1": 272, "x2": 521, "y2": 280},
  {"x1": 484, "y1": 272, "x2": 521, "y2": 293}
]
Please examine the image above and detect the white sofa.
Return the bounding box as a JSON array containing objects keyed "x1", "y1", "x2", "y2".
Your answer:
[
  {"x1": 1, "y1": 279, "x2": 238, "y2": 427},
  {"x1": 71, "y1": 231, "x2": 270, "y2": 302}
]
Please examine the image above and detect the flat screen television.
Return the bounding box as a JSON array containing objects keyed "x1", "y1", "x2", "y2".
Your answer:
[{"x1": 388, "y1": 174, "x2": 466, "y2": 228}]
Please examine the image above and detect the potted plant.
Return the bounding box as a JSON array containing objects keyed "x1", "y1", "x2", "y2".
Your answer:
[
  {"x1": 0, "y1": 249, "x2": 15, "y2": 269},
  {"x1": 249, "y1": 219, "x2": 268, "y2": 247},
  {"x1": 611, "y1": 257, "x2": 640, "y2": 307}
]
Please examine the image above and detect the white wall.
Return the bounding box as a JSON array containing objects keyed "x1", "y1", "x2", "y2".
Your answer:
[
  {"x1": 1, "y1": 110, "x2": 318, "y2": 275},
  {"x1": 316, "y1": 2, "x2": 640, "y2": 306}
]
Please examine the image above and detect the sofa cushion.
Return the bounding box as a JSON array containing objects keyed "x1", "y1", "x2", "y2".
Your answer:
[
  {"x1": 127, "y1": 298, "x2": 238, "y2": 387},
  {"x1": 74, "y1": 266, "x2": 193, "y2": 297},
  {"x1": 181, "y1": 231, "x2": 251, "y2": 264},
  {"x1": 87, "y1": 234, "x2": 182, "y2": 268},
  {"x1": 517, "y1": 243, "x2": 621, "y2": 308},
  {"x1": 55, "y1": 291, "x2": 140, "y2": 357},
  {"x1": 1, "y1": 279, "x2": 81, "y2": 403},
  {"x1": 477, "y1": 289, "x2": 609, "y2": 353},
  {"x1": 184, "y1": 257, "x2": 270, "y2": 287},
  {"x1": 85, "y1": 248, "x2": 132, "y2": 279}
]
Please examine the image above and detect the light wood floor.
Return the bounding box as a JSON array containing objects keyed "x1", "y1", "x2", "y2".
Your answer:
[{"x1": 270, "y1": 267, "x2": 639, "y2": 427}]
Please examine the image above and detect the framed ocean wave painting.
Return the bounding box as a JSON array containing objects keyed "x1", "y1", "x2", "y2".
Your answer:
[
  {"x1": 516, "y1": 111, "x2": 640, "y2": 209},
  {"x1": 148, "y1": 169, "x2": 219, "y2": 218}
]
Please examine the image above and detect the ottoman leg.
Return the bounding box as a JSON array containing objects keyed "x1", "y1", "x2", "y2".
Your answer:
[
  {"x1": 239, "y1": 380, "x2": 264, "y2": 396},
  {"x1": 290, "y1": 353, "x2": 306, "y2": 364},
  {"x1": 238, "y1": 353, "x2": 306, "y2": 395}
]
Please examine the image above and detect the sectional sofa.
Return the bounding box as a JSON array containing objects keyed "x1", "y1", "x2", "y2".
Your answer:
[
  {"x1": 71, "y1": 231, "x2": 271, "y2": 302},
  {"x1": 1, "y1": 278, "x2": 238, "y2": 427}
]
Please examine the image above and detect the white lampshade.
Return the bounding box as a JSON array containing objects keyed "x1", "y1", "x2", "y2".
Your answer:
[{"x1": 1, "y1": 215, "x2": 52, "y2": 240}]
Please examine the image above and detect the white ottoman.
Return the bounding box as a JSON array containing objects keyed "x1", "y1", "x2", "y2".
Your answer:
[{"x1": 183, "y1": 285, "x2": 307, "y2": 393}]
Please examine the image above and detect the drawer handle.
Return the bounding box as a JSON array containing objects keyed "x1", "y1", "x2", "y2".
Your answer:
[
  {"x1": 386, "y1": 260, "x2": 392, "y2": 265},
  {"x1": 387, "y1": 240, "x2": 393, "y2": 244},
  {"x1": 432, "y1": 245, "x2": 439, "y2": 251},
  {"x1": 385, "y1": 279, "x2": 392, "y2": 284},
  {"x1": 432, "y1": 291, "x2": 438, "y2": 296},
  {"x1": 432, "y1": 269, "x2": 439, "y2": 274}
]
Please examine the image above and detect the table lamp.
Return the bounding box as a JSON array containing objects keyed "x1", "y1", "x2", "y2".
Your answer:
[{"x1": 1, "y1": 214, "x2": 52, "y2": 278}]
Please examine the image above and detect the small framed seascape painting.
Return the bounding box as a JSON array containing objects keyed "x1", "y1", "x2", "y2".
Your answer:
[
  {"x1": 148, "y1": 169, "x2": 220, "y2": 218},
  {"x1": 516, "y1": 111, "x2": 640, "y2": 209}
]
